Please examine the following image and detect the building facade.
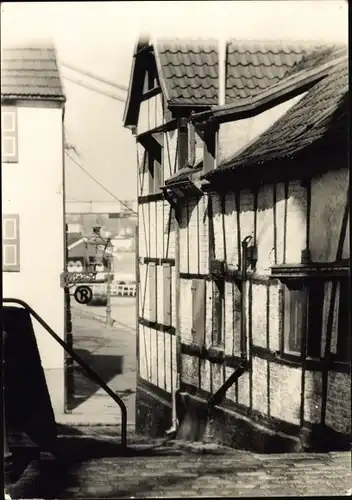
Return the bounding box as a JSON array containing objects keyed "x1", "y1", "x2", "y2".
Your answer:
[
  {"x1": 123, "y1": 38, "x2": 350, "y2": 451},
  {"x1": 2, "y1": 42, "x2": 67, "y2": 416}
]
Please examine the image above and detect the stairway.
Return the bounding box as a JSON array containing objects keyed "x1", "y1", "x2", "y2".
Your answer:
[
  {"x1": 5, "y1": 425, "x2": 352, "y2": 499},
  {"x1": 5, "y1": 424, "x2": 236, "y2": 499}
]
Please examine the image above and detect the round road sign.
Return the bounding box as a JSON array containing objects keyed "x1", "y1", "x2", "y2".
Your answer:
[{"x1": 74, "y1": 286, "x2": 93, "y2": 305}]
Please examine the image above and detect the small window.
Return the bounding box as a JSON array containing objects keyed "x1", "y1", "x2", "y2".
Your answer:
[
  {"x1": 306, "y1": 281, "x2": 325, "y2": 358},
  {"x1": 149, "y1": 262, "x2": 157, "y2": 322},
  {"x1": 282, "y1": 279, "x2": 350, "y2": 361},
  {"x1": 334, "y1": 279, "x2": 350, "y2": 363},
  {"x1": 2, "y1": 214, "x2": 20, "y2": 271},
  {"x1": 191, "y1": 279, "x2": 206, "y2": 345},
  {"x1": 283, "y1": 282, "x2": 307, "y2": 355},
  {"x1": 147, "y1": 136, "x2": 164, "y2": 195},
  {"x1": 212, "y1": 279, "x2": 225, "y2": 346},
  {"x1": 163, "y1": 263, "x2": 172, "y2": 326},
  {"x1": 1, "y1": 107, "x2": 18, "y2": 163}
]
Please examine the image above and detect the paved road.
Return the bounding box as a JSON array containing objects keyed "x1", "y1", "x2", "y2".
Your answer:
[
  {"x1": 67, "y1": 305, "x2": 136, "y2": 424},
  {"x1": 72, "y1": 296, "x2": 136, "y2": 334}
]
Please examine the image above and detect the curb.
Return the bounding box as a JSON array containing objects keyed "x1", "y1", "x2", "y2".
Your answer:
[{"x1": 56, "y1": 414, "x2": 136, "y2": 426}]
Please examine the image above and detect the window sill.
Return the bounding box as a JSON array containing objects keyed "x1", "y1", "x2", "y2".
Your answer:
[{"x1": 271, "y1": 263, "x2": 350, "y2": 280}]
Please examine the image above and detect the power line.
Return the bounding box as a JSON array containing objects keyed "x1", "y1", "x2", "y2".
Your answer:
[
  {"x1": 65, "y1": 151, "x2": 137, "y2": 215},
  {"x1": 63, "y1": 75, "x2": 126, "y2": 103},
  {"x1": 60, "y1": 61, "x2": 128, "y2": 93}
]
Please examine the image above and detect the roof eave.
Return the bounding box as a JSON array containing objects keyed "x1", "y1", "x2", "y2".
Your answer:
[
  {"x1": 1, "y1": 94, "x2": 66, "y2": 103},
  {"x1": 191, "y1": 55, "x2": 347, "y2": 126}
]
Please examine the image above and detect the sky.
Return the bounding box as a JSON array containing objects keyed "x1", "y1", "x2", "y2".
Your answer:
[{"x1": 1, "y1": 1, "x2": 348, "y2": 203}]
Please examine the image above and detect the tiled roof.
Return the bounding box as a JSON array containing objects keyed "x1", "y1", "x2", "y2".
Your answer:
[
  {"x1": 210, "y1": 55, "x2": 348, "y2": 176},
  {"x1": 165, "y1": 165, "x2": 203, "y2": 186},
  {"x1": 155, "y1": 39, "x2": 218, "y2": 105},
  {"x1": 1, "y1": 42, "x2": 65, "y2": 101},
  {"x1": 154, "y1": 39, "x2": 345, "y2": 106},
  {"x1": 225, "y1": 41, "x2": 344, "y2": 101}
]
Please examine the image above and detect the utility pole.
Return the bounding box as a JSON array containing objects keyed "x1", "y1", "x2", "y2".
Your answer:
[
  {"x1": 92, "y1": 224, "x2": 114, "y2": 327},
  {"x1": 106, "y1": 266, "x2": 113, "y2": 327},
  {"x1": 105, "y1": 234, "x2": 114, "y2": 327}
]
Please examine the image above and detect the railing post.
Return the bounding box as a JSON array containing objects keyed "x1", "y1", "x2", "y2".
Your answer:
[{"x1": 2, "y1": 298, "x2": 128, "y2": 448}]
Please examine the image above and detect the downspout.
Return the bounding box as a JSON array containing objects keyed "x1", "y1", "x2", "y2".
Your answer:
[
  {"x1": 165, "y1": 118, "x2": 188, "y2": 438},
  {"x1": 241, "y1": 236, "x2": 252, "y2": 360}
]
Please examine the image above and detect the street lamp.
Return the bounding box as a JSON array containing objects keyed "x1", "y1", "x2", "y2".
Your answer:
[{"x1": 91, "y1": 225, "x2": 114, "y2": 327}]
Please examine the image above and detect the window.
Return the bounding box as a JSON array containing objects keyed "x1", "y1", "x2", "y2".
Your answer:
[
  {"x1": 2, "y1": 214, "x2": 20, "y2": 271},
  {"x1": 163, "y1": 263, "x2": 172, "y2": 326},
  {"x1": 191, "y1": 279, "x2": 206, "y2": 345},
  {"x1": 282, "y1": 278, "x2": 350, "y2": 361},
  {"x1": 149, "y1": 262, "x2": 157, "y2": 322},
  {"x1": 212, "y1": 279, "x2": 225, "y2": 346},
  {"x1": 335, "y1": 279, "x2": 350, "y2": 362},
  {"x1": 147, "y1": 135, "x2": 164, "y2": 195},
  {"x1": 1, "y1": 107, "x2": 18, "y2": 163},
  {"x1": 283, "y1": 283, "x2": 307, "y2": 355}
]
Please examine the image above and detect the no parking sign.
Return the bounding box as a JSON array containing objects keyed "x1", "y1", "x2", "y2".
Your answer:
[{"x1": 74, "y1": 286, "x2": 93, "y2": 305}]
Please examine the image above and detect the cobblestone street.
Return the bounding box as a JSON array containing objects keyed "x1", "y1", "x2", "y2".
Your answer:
[
  {"x1": 49, "y1": 301, "x2": 352, "y2": 499},
  {"x1": 7, "y1": 429, "x2": 352, "y2": 498}
]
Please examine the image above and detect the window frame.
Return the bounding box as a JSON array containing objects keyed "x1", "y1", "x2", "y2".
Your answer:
[
  {"x1": 148, "y1": 262, "x2": 157, "y2": 323},
  {"x1": 163, "y1": 263, "x2": 172, "y2": 326},
  {"x1": 212, "y1": 278, "x2": 225, "y2": 347},
  {"x1": 1, "y1": 106, "x2": 18, "y2": 163},
  {"x1": 335, "y1": 278, "x2": 350, "y2": 363},
  {"x1": 146, "y1": 134, "x2": 164, "y2": 195},
  {"x1": 282, "y1": 281, "x2": 307, "y2": 357},
  {"x1": 281, "y1": 277, "x2": 350, "y2": 362},
  {"x1": 2, "y1": 214, "x2": 20, "y2": 272},
  {"x1": 191, "y1": 278, "x2": 206, "y2": 346}
]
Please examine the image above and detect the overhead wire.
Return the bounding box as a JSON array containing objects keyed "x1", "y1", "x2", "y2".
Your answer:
[
  {"x1": 60, "y1": 61, "x2": 128, "y2": 92},
  {"x1": 62, "y1": 74, "x2": 126, "y2": 103},
  {"x1": 65, "y1": 151, "x2": 137, "y2": 215},
  {"x1": 62, "y1": 60, "x2": 136, "y2": 215}
]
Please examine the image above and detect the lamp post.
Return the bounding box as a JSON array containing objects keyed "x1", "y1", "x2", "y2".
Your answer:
[{"x1": 92, "y1": 225, "x2": 113, "y2": 327}]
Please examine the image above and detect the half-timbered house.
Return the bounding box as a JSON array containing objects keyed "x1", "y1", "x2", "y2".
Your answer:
[{"x1": 123, "y1": 37, "x2": 350, "y2": 451}]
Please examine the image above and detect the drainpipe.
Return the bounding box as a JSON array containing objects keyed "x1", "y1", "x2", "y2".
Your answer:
[
  {"x1": 241, "y1": 236, "x2": 252, "y2": 360},
  {"x1": 165, "y1": 118, "x2": 188, "y2": 438}
]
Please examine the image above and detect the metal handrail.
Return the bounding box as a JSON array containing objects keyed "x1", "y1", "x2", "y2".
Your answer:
[{"x1": 2, "y1": 298, "x2": 127, "y2": 448}]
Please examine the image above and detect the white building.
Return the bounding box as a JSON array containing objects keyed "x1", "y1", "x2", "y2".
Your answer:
[{"x1": 2, "y1": 41, "x2": 66, "y2": 416}]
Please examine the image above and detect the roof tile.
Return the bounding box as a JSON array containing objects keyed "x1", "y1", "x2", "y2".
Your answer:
[
  {"x1": 154, "y1": 38, "x2": 345, "y2": 107},
  {"x1": 1, "y1": 43, "x2": 65, "y2": 101}
]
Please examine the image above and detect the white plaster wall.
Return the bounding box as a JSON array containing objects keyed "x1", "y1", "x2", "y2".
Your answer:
[
  {"x1": 2, "y1": 103, "x2": 65, "y2": 415},
  {"x1": 310, "y1": 167, "x2": 349, "y2": 262},
  {"x1": 285, "y1": 180, "x2": 307, "y2": 263},
  {"x1": 218, "y1": 93, "x2": 307, "y2": 165},
  {"x1": 137, "y1": 94, "x2": 164, "y2": 135},
  {"x1": 256, "y1": 184, "x2": 275, "y2": 273},
  {"x1": 156, "y1": 200, "x2": 164, "y2": 258},
  {"x1": 164, "y1": 129, "x2": 178, "y2": 180}
]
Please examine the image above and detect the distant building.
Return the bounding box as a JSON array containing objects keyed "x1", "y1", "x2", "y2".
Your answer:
[{"x1": 67, "y1": 238, "x2": 113, "y2": 273}]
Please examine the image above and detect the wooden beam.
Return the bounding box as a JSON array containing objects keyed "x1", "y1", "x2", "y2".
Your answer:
[
  {"x1": 203, "y1": 122, "x2": 219, "y2": 175},
  {"x1": 177, "y1": 117, "x2": 188, "y2": 171}
]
